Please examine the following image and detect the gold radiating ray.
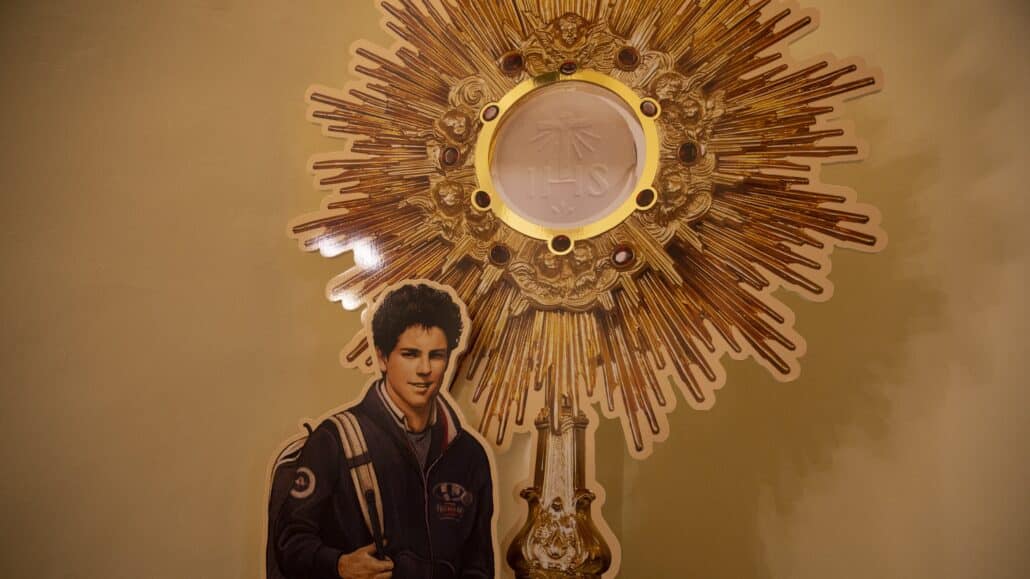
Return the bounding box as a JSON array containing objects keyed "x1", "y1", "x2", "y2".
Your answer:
[{"x1": 294, "y1": 0, "x2": 882, "y2": 456}]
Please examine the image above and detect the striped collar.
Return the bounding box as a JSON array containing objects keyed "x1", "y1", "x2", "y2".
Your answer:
[{"x1": 376, "y1": 379, "x2": 439, "y2": 433}]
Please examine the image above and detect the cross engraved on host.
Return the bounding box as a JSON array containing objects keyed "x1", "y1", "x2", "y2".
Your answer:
[
  {"x1": 528, "y1": 112, "x2": 610, "y2": 215},
  {"x1": 489, "y1": 81, "x2": 644, "y2": 229}
]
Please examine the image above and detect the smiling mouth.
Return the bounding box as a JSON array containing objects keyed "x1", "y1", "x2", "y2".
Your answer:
[{"x1": 409, "y1": 382, "x2": 433, "y2": 390}]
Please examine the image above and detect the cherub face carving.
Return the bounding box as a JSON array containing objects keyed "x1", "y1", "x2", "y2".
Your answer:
[
  {"x1": 554, "y1": 14, "x2": 588, "y2": 48},
  {"x1": 438, "y1": 109, "x2": 474, "y2": 143},
  {"x1": 433, "y1": 180, "x2": 465, "y2": 215}
]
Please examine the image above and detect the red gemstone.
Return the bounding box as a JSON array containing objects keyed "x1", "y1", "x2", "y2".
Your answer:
[
  {"x1": 636, "y1": 189, "x2": 656, "y2": 208},
  {"x1": 441, "y1": 147, "x2": 459, "y2": 166},
  {"x1": 501, "y1": 51, "x2": 524, "y2": 75},
  {"x1": 612, "y1": 245, "x2": 635, "y2": 267},
  {"x1": 678, "y1": 142, "x2": 698, "y2": 164},
  {"x1": 616, "y1": 46, "x2": 640, "y2": 70},
  {"x1": 551, "y1": 235, "x2": 572, "y2": 252},
  {"x1": 489, "y1": 244, "x2": 511, "y2": 264}
]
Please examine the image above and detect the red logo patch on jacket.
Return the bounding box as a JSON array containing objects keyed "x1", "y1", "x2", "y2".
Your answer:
[{"x1": 433, "y1": 482, "x2": 473, "y2": 521}]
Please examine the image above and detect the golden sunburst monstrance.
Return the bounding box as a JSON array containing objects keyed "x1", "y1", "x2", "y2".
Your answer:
[{"x1": 292, "y1": 0, "x2": 883, "y2": 458}]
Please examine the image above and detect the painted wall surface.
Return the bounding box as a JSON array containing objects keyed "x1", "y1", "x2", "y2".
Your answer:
[{"x1": 1, "y1": 1, "x2": 1026, "y2": 578}]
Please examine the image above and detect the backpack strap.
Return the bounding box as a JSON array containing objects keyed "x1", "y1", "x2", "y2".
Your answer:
[{"x1": 329, "y1": 411, "x2": 386, "y2": 554}]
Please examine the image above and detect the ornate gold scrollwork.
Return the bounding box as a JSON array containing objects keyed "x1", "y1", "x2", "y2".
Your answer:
[
  {"x1": 522, "y1": 13, "x2": 620, "y2": 76},
  {"x1": 508, "y1": 401, "x2": 611, "y2": 579},
  {"x1": 296, "y1": 0, "x2": 882, "y2": 456}
]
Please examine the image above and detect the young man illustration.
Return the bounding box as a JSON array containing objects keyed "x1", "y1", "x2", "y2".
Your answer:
[{"x1": 272, "y1": 282, "x2": 496, "y2": 579}]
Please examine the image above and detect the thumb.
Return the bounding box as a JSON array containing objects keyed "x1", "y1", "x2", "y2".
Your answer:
[{"x1": 358, "y1": 543, "x2": 377, "y2": 554}]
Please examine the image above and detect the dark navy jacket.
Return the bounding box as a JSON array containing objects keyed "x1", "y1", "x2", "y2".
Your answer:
[{"x1": 274, "y1": 383, "x2": 495, "y2": 579}]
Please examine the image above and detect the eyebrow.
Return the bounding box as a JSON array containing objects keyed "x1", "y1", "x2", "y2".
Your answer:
[{"x1": 398, "y1": 348, "x2": 448, "y2": 354}]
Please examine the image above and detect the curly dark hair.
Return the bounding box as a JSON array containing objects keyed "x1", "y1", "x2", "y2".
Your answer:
[{"x1": 371, "y1": 283, "x2": 464, "y2": 355}]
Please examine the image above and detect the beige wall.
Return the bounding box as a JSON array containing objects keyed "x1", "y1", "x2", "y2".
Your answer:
[{"x1": 1, "y1": 1, "x2": 1026, "y2": 578}]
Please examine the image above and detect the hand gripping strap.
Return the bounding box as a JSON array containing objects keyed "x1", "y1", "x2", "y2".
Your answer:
[{"x1": 329, "y1": 412, "x2": 386, "y2": 545}]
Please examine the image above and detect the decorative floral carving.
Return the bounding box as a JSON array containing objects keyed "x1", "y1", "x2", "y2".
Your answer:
[
  {"x1": 640, "y1": 159, "x2": 716, "y2": 241},
  {"x1": 464, "y1": 204, "x2": 500, "y2": 240},
  {"x1": 431, "y1": 84, "x2": 486, "y2": 174},
  {"x1": 509, "y1": 405, "x2": 610, "y2": 578},
  {"x1": 434, "y1": 107, "x2": 478, "y2": 147},
  {"x1": 407, "y1": 176, "x2": 496, "y2": 247},
  {"x1": 449, "y1": 76, "x2": 489, "y2": 108},
  {"x1": 432, "y1": 180, "x2": 466, "y2": 216},
  {"x1": 527, "y1": 498, "x2": 582, "y2": 569},
  {"x1": 522, "y1": 13, "x2": 621, "y2": 76},
  {"x1": 507, "y1": 243, "x2": 618, "y2": 310},
  {"x1": 649, "y1": 72, "x2": 726, "y2": 146}
]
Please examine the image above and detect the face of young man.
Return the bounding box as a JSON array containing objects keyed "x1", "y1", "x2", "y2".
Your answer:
[{"x1": 377, "y1": 325, "x2": 450, "y2": 429}]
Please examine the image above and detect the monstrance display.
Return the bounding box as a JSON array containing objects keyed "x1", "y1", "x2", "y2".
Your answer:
[{"x1": 291, "y1": 1, "x2": 882, "y2": 575}]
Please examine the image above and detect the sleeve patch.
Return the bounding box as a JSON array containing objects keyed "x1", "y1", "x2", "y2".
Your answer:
[{"x1": 290, "y1": 467, "x2": 316, "y2": 499}]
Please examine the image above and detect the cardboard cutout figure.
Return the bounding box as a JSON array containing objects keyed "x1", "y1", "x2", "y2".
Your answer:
[
  {"x1": 267, "y1": 281, "x2": 498, "y2": 579},
  {"x1": 287, "y1": 3, "x2": 882, "y2": 576}
]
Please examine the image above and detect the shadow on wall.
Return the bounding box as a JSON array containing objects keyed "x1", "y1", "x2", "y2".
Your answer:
[{"x1": 609, "y1": 111, "x2": 947, "y2": 578}]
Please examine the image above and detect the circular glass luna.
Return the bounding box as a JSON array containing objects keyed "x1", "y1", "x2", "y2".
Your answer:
[{"x1": 489, "y1": 81, "x2": 646, "y2": 230}]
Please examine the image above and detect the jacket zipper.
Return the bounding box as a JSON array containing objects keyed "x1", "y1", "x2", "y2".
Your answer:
[{"x1": 403, "y1": 425, "x2": 465, "y2": 579}]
